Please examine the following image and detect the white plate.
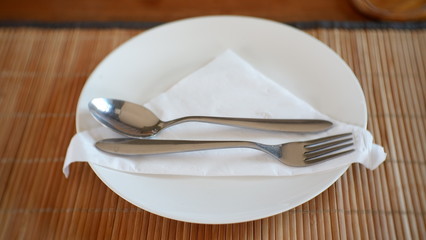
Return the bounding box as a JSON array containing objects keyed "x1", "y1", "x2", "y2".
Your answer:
[{"x1": 76, "y1": 16, "x2": 367, "y2": 224}]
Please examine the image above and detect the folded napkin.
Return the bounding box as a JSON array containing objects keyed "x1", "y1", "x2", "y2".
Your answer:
[{"x1": 63, "y1": 50, "x2": 386, "y2": 177}]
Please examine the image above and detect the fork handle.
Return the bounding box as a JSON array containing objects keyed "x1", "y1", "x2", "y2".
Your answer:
[
  {"x1": 95, "y1": 138, "x2": 262, "y2": 156},
  {"x1": 164, "y1": 117, "x2": 332, "y2": 133}
]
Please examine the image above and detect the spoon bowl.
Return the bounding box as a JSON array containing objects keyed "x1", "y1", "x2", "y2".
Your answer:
[{"x1": 89, "y1": 98, "x2": 164, "y2": 138}]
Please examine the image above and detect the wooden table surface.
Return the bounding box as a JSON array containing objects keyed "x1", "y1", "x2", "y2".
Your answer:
[
  {"x1": 0, "y1": 0, "x2": 424, "y2": 22},
  {"x1": 0, "y1": 0, "x2": 425, "y2": 239},
  {"x1": 0, "y1": 0, "x2": 368, "y2": 22}
]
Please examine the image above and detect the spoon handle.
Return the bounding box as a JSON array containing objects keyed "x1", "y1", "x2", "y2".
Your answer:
[{"x1": 165, "y1": 116, "x2": 332, "y2": 133}]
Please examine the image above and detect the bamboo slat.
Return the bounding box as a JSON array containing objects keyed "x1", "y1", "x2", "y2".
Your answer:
[{"x1": 0, "y1": 26, "x2": 425, "y2": 239}]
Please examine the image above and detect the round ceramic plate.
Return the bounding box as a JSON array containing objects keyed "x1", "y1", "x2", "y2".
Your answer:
[{"x1": 76, "y1": 16, "x2": 367, "y2": 224}]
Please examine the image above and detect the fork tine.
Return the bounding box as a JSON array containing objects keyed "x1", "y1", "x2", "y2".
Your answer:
[
  {"x1": 304, "y1": 149, "x2": 355, "y2": 164},
  {"x1": 305, "y1": 142, "x2": 354, "y2": 160},
  {"x1": 305, "y1": 137, "x2": 352, "y2": 152},
  {"x1": 305, "y1": 133, "x2": 352, "y2": 146}
]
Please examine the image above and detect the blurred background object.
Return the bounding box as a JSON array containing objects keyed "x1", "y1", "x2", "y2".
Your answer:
[{"x1": 351, "y1": 0, "x2": 426, "y2": 21}]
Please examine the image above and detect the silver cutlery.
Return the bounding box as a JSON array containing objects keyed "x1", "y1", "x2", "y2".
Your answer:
[
  {"x1": 89, "y1": 98, "x2": 333, "y2": 138},
  {"x1": 96, "y1": 133, "x2": 354, "y2": 167}
]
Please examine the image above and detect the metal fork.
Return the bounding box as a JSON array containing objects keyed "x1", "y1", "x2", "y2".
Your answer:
[{"x1": 96, "y1": 133, "x2": 355, "y2": 167}]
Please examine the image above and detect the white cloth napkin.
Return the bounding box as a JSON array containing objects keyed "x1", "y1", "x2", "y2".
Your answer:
[{"x1": 63, "y1": 50, "x2": 386, "y2": 177}]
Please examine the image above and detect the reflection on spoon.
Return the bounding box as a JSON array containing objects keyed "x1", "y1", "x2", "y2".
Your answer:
[{"x1": 88, "y1": 98, "x2": 333, "y2": 138}]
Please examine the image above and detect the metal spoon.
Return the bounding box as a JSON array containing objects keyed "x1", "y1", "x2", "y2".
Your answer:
[{"x1": 89, "y1": 98, "x2": 333, "y2": 138}]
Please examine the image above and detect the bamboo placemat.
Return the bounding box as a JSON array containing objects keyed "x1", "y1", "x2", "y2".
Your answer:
[{"x1": 0, "y1": 24, "x2": 425, "y2": 239}]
